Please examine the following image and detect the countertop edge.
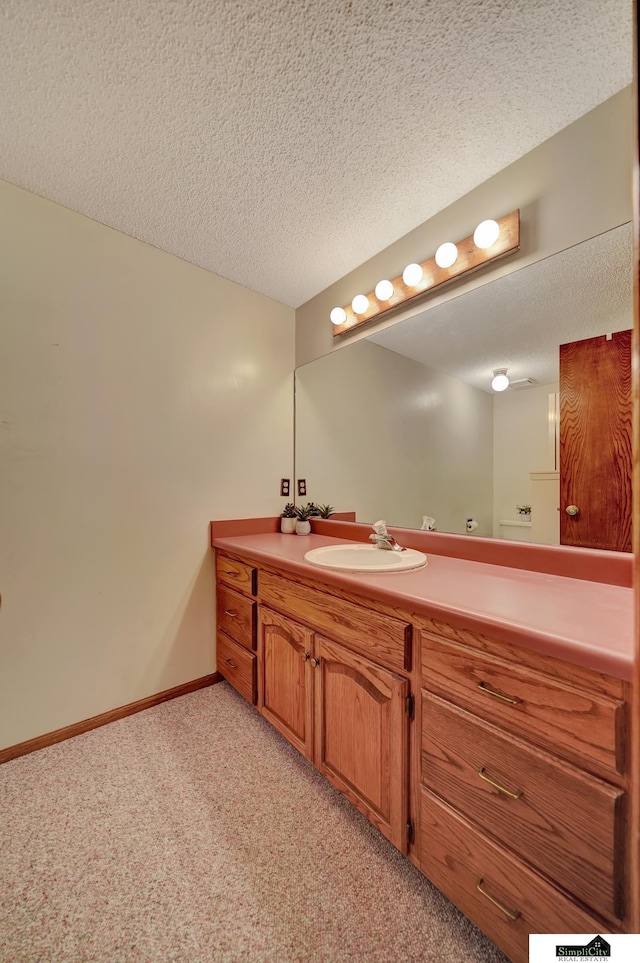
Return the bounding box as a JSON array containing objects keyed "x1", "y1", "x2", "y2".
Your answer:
[
  {"x1": 210, "y1": 517, "x2": 633, "y2": 587},
  {"x1": 213, "y1": 533, "x2": 633, "y2": 683}
]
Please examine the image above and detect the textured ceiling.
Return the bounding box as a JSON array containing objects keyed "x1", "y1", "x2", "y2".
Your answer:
[
  {"x1": 0, "y1": 0, "x2": 633, "y2": 307},
  {"x1": 368, "y1": 223, "x2": 634, "y2": 392}
]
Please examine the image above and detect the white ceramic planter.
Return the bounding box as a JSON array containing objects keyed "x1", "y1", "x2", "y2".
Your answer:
[
  {"x1": 280, "y1": 517, "x2": 297, "y2": 534},
  {"x1": 295, "y1": 519, "x2": 311, "y2": 535}
]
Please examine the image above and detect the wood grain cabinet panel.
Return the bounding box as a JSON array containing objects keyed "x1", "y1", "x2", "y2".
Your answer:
[
  {"x1": 216, "y1": 553, "x2": 257, "y2": 595},
  {"x1": 416, "y1": 616, "x2": 625, "y2": 701},
  {"x1": 421, "y1": 692, "x2": 624, "y2": 921},
  {"x1": 217, "y1": 585, "x2": 256, "y2": 652},
  {"x1": 217, "y1": 631, "x2": 256, "y2": 705},
  {"x1": 258, "y1": 607, "x2": 315, "y2": 761},
  {"x1": 314, "y1": 635, "x2": 409, "y2": 852},
  {"x1": 420, "y1": 789, "x2": 613, "y2": 963},
  {"x1": 421, "y1": 630, "x2": 625, "y2": 778},
  {"x1": 259, "y1": 570, "x2": 411, "y2": 673}
]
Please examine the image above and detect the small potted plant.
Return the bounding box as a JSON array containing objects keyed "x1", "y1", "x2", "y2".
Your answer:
[
  {"x1": 280, "y1": 503, "x2": 297, "y2": 534},
  {"x1": 516, "y1": 504, "x2": 532, "y2": 520},
  {"x1": 294, "y1": 503, "x2": 314, "y2": 535},
  {"x1": 315, "y1": 504, "x2": 335, "y2": 519}
]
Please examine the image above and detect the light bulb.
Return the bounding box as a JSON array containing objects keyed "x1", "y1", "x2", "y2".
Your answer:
[
  {"x1": 474, "y1": 219, "x2": 500, "y2": 249},
  {"x1": 330, "y1": 306, "x2": 347, "y2": 326},
  {"x1": 375, "y1": 279, "x2": 394, "y2": 301},
  {"x1": 491, "y1": 369, "x2": 510, "y2": 392},
  {"x1": 352, "y1": 294, "x2": 369, "y2": 315},
  {"x1": 402, "y1": 263, "x2": 423, "y2": 286},
  {"x1": 435, "y1": 242, "x2": 458, "y2": 268}
]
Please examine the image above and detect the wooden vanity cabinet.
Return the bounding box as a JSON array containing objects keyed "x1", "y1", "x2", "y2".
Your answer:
[
  {"x1": 257, "y1": 602, "x2": 410, "y2": 852},
  {"x1": 420, "y1": 793, "x2": 607, "y2": 963},
  {"x1": 215, "y1": 551, "x2": 412, "y2": 853},
  {"x1": 214, "y1": 548, "x2": 631, "y2": 963},
  {"x1": 215, "y1": 554, "x2": 258, "y2": 704},
  {"x1": 421, "y1": 691, "x2": 622, "y2": 918},
  {"x1": 418, "y1": 616, "x2": 630, "y2": 963}
]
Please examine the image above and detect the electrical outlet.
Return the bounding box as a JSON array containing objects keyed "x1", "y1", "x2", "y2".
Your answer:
[
  {"x1": 280, "y1": 478, "x2": 290, "y2": 497},
  {"x1": 297, "y1": 478, "x2": 307, "y2": 497}
]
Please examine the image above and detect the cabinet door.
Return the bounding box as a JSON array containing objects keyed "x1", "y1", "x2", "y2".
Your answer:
[
  {"x1": 313, "y1": 635, "x2": 409, "y2": 852},
  {"x1": 258, "y1": 607, "x2": 314, "y2": 760}
]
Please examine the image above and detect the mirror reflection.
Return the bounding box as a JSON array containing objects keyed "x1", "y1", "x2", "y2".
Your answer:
[{"x1": 295, "y1": 224, "x2": 633, "y2": 550}]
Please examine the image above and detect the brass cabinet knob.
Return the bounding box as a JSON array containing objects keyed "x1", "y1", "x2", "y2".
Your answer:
[
  {"x1": 565, "y1": 504, "x2": 579, "y2": 516},
  {"x1": 310, "y1": 657, "x2": 321, "y2": 667},
  {"x1": 302, "y1": 652, "x2": 310, "y2": 662}
]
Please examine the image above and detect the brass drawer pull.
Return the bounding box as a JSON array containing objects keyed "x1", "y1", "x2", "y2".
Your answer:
[
  {"x1": 478, "y1": 767, "x2": 523, "y2": 800},
  {"x1": 225, "y1": 658, "x2": 238, "y2": 669},
  {"x1": 476, "y1": 878, "x2": 521, "y2": 921},
  {"x1": 224, "y1": 609, "x2": 238, "y2": 618},
  {"x1": 477, "y1": 681, "x2": 521, "y2": 705}
]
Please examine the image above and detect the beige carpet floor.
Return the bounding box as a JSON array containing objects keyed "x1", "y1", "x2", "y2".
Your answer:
[{"x1": 0, "y1": 681, "x2": 508, "y2": 962}]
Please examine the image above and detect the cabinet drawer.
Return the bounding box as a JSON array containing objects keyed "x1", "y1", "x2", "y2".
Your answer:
[
  {"x1": 421, "y1": 692, "x2": 624, "y2": 920},
  {"x1": 216, "y1": 553, "x2": 257, "y2": 595},
  {"x1": 217, "y1": 585, "x2": 256, "y2": 651},
  {"x1": 420, "y1": 789, "x2": 612, "y2": 963},
  {"x1": 217, "y1": 631, "x2": 257, "y2": 704},
  {"x1": 421, "y1": 630, "x2": 625, "y2": 777},
  {"x1": 260, "y1": 570, "x2": 410, "y2": 673}
]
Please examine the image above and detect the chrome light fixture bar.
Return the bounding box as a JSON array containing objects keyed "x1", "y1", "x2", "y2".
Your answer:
[{"x1": 330, "y1": 210, "x2": 520, "y2": 337}]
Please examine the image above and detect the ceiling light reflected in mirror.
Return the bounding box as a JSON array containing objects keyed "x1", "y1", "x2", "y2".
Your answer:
[{"x1": 491, "y1": 369, "x2": 510, "y2": 391}]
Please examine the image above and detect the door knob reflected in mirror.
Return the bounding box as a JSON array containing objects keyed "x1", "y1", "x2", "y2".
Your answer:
[{"x1": 565, "y1": 505, "x2": 579, "y2": 516}]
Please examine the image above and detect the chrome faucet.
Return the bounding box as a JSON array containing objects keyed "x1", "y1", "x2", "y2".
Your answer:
[{"x1": 369, "y1": 520, "x2": 405, "y2": 552}]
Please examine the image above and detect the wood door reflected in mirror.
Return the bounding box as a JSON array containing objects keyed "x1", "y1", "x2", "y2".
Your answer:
[
  {"x1": 294, "y1": 225, "x2": 633, "y2": 551},
  {"x1": 560, "y1": 330, "x2": 632, "y2": 552}
]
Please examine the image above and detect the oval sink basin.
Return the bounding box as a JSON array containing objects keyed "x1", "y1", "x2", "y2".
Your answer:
[{"x1": 304, "y1": 543, "x2": 427, "y2": 574}]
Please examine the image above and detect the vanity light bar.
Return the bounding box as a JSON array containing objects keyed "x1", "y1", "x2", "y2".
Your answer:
[{"x1": 330, "y1": 210, "x2": 520, "y2": 337}]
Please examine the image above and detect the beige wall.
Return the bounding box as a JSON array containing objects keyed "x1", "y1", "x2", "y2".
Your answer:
[
  {"x1": 0, "y1": 180, "x2": 295, "y2": 750},
  {"x1": 492, "y1": 383, "x2": 558, "y2": 536},
  {"x1": 296, "y1": 341, "x2": 493, "y2": 535},
  {"x1": 296, "y1": 87, "x2": 633, "y2": 367}
]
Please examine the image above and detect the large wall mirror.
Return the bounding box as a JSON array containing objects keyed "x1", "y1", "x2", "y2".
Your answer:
[{"x1": 295, "y1": 222, "x2": 633, "y2": 551}]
